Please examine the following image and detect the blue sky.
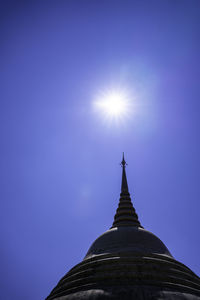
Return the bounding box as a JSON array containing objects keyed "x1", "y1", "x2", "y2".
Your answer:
[{"x1": 1, "y1": 1, "x2": 200, "y2": 299}]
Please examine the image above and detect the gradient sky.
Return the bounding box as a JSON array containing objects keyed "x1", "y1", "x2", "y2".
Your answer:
[{"x1": 1, "y1": 1, "x2": 200, "y2": 299}]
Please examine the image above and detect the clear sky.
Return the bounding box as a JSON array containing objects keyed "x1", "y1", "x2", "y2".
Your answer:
[{"x1": 1, "y1": 1, "x2": 200, "y2": 299}]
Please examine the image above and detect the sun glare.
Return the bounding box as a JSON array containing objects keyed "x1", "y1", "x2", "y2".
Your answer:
[{"x1": 94, "y1": 90, "x2": 132, "y2": 122}]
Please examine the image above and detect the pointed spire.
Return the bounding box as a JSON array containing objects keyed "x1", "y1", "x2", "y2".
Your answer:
[
  {"x1": 121, "y1": 153, "x2": 129, "y2": 193},
  {"x1": 111, "y1": 154, "x2": 142, "y2": 228}
]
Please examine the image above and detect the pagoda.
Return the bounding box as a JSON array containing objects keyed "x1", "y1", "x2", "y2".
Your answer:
[{"x1": 46, "y1": 154, "x2": 200, "y2": 299}]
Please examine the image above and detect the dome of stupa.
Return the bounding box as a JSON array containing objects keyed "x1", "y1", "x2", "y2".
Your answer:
[{"x1": 85, "y1": 226, "x2": 172, "y2": 260}]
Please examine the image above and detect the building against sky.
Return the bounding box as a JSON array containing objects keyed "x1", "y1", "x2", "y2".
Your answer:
[
  {"x1": 1, "y1": 2, "x2": 200, "y2": 300},
  {"x1": 46, "y1": 155, "x2": 200, "y2": 300}
]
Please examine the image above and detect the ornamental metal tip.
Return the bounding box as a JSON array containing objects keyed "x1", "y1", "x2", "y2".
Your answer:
[{"x1": 121, "y1": 152, "x2": 127, "y2": 167}]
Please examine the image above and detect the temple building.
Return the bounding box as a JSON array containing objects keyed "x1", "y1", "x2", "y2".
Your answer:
[{"x1": 46, "y1": 155, "x2": 200, "y2": 299}]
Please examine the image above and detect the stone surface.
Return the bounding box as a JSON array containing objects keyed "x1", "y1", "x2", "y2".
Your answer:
[
  {"x1": 49, "y1": 287, "x2": 200, "y2": 300},
  {"x1": 46, "y1": 237, "x2": 200, "y2": 299}
]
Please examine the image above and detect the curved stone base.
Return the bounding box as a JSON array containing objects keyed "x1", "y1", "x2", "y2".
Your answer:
[
  {"x1": 46, "y1": 252, "x2": 200, "y2": 300},
  {"x1": 51, "y1": 286, "x2": 200, "y2": 300}
]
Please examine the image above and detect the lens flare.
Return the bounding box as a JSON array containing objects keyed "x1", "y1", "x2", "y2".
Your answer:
[{"x1": 94, "y1": 89, "x2": 132, "y2": 122}]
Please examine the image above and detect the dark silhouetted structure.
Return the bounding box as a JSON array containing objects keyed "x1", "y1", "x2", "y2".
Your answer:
[{"x1": 46, "y1": 154, "x2": 200, "y2": 299}]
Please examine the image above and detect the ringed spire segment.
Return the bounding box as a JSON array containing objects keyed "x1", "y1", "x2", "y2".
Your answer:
[{"x1": 112, "y1": 154, "x2": 142, "y2": 228}]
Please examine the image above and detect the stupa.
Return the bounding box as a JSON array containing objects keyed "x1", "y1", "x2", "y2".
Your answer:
[{"x1": 46, "y1": 154, "x2": 200, "y2": 299}]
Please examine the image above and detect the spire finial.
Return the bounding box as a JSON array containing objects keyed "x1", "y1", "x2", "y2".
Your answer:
[
  {"x1": 121, "y1": 152, "x2": 127, "y2": 167},
  {"x1": 121, "y1": 153, "x2": 129, "y2": 193}
]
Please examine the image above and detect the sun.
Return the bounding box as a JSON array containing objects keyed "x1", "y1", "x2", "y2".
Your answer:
[{"x1": 94, "y1": 89, "x2": 131, "y2": 122}]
